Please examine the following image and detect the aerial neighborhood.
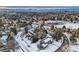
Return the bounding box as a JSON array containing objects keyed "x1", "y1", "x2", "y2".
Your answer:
[{"x1": 0, "y1": 6, "x2": 79, "y2": 52}]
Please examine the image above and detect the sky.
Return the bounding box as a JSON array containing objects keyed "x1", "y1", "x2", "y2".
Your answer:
[{"x1": 0, "y1": 0, "x2": 79, "y2": 6}]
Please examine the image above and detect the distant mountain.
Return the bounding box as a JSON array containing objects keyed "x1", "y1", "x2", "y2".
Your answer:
[{"x1": 0, "y1": 6, "x2": 79, "y2": 13}]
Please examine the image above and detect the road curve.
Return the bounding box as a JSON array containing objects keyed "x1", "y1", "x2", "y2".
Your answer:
[{"x1": 55, "y1": 35, "x2": 70, "y2": 52}]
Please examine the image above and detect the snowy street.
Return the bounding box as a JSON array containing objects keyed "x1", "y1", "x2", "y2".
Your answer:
[{"x1": 14, "y1": 31, "x2": 64, "y2": 52}]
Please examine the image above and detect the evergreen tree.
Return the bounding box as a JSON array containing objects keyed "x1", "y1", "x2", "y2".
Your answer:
[
  {"x1": 0, "y1": 19, "x2": 3, "y2": 27},
  {"x1": 53, "y1": 28, "x2": 63, "y2": 41},
  {"x1": 32, "y1": 36, "x2": 38, "y2": 43},
  {"x1": 25, "y1": 26, "x2": 28, "y2": 33},
  {"x1": 10, "y1": 27, "x2": 17, "y2": 35},
  {"x1": 70, "y1": 31, "x2": 77, "y2": 43},
  {"x1": 50, "y1": 25, "x2": 54, "y2": 30},
  {"x1": 75, "y1": 28, "x2": 79, "y2": 38}
]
